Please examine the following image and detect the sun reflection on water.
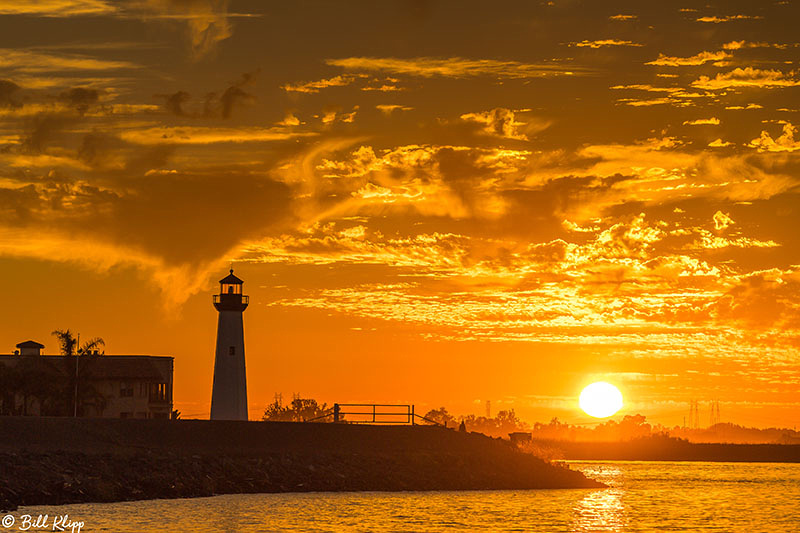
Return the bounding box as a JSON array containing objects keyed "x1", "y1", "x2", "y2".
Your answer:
[{"x1": 571, "y1": 465, "x2": 628, "y2": 532}]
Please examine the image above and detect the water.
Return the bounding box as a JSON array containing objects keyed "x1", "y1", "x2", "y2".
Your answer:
[{"x1": 7, "y1": 462, "x2": 800, "y2": 532}]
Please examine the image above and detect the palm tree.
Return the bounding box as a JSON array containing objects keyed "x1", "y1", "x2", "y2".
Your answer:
[
  {"x1": 78, "y1": 337, "x2": 105, "y2": 356},
  {"x1": 51, "y1": 329, "x2": 105, "y2": 356},
  {"x1": 51, "y1": 329, "x2": 78, "y2": 356},
  {"x1": 50, "y1": 329, "x2": 106, "y2": 416}
]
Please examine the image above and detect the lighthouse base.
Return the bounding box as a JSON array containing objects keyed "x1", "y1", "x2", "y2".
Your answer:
[{"x1": 210, "y1": 310, "x2": 248, "y2": 420}]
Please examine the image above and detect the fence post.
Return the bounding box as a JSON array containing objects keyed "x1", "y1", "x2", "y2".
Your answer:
[
  {"x1": 411, "y1": 405, "x2": 415, "y2": 425},
  {"x1": 333, "y1": 403, "x2": 340, "y2": 423}
]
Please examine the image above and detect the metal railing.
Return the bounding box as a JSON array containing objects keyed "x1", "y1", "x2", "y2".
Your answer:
[
  {"x1": 213, "y1": 294, "x2": 249, "y2": 304},
  {"x1": 306, "y1": 403, "x2": 442, "y2": 426}
]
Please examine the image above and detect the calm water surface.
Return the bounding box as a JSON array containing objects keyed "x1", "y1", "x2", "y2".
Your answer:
[{"x1": 10, "y1": 461, "x2": 800, "y2": 532}]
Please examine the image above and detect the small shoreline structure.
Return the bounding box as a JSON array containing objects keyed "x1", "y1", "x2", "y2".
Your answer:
[{"x1": 0, "y1": 418, "x2": 603, "y2": 511}]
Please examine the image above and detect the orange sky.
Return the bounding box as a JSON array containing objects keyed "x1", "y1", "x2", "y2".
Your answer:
[{"x1": 0, "y1": 0, "x2": 798, "y2": 428}]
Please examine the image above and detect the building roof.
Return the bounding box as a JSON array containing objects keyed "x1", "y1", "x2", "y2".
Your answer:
[
  {"x1": 81, "y1": 356, "x2": 173, "y2": 381},
  {"x1": 0, "y1": 354, "x2": 172, "y2": 381},
  {"x1": 16, "y1": 340, "x2": 44, "y2": 348},
  {"x1": 219, "y1": 269, "x2": 243, "y2": 284}
]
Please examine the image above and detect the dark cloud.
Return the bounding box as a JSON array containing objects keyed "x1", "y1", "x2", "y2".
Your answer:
[
  {"x1": 78, "y1": 131, "x2": 174, "y2": 171},
  {"x1": 97, "y1": 171, "x2": 293, "y2": 264},
  {"x1": 58, "y1": 87, "x2": 100, "y2": 115},
  {"x1": 157, "y1": 72, "x2": 256, "y2": 119},
  {"x1": 0, "y1": 80, "x2": 21, "y2": 108},
  {"x1": 206, "y1": 71, "x2": 256, "y2": 119},
  {"x1": 159, "y1": 90, "x2": 191, "y2": 116},
  {"x1": 20, "y1": 115, "x2": 75, "y2": 154}
]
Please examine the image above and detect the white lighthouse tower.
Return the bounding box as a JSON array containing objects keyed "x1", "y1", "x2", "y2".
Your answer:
[{"x1": 210, "y1": 269, "x2": 249, "y2": 420}]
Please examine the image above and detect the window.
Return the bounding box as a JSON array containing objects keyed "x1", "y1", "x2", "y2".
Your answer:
[
  {"x1": 120, "y1": 383, "x2": 134, "y2": 397},
  {"x1": 149, "y1": 382, "x2": 168, "y2": 402},
  {"x1": 229, "y1": 346, "x2": 236, "y2": 355},
  {"x1": 120, "y1": 412, "x2": 133, "y2": 419}
]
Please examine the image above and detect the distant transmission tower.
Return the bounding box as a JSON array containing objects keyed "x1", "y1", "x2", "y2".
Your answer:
[
  {"x1": 709, "y1": 400, "x2": 721, "y2": 427},
  {"x1": 695, "y1": 401, "x2": 700, "y2": 429},
  {"x1": 274, "y1": 392, "x2": 283, "y2": 407},
  {"x1": 689, "y1": 400, "x2": 700, "y2": 429}
]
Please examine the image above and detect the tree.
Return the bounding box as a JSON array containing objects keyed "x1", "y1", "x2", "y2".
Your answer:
[
  {"x1": 51, "y1": 329, "x2": 105, "y2": 356},
  {"x1": 51, "y1": 329, "x2": 78, "y2": 356},
  {"x1": 262, "y1": 397, "x2": 331, "y2": 422},
  {"x1": 78, "y1": 337, "x2": 105, "y2": 355},
  {"x1": 50, "y1": 329, "x2": 107, "y2": 416},
  {"x1": 423, "y1": 407, "x2": 456, "y2": 427}
]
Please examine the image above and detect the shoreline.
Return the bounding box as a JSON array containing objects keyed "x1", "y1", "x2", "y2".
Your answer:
[
  {"x1": 0, "y1": 418, "x2": 602, "y2": 511},
  {"x1": 540, "y1": 437, "x2": 800, "y2": 463}
]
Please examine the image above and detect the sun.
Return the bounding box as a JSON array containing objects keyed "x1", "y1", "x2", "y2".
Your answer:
[{"x1": 579, "y1": 382, "x2": 623, "y2": 418}]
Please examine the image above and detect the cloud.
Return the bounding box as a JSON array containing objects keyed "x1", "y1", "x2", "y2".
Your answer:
[
  {"x1": 725, "y1": 104, "x2": 763, "y2": 110},
  {"x1": 691, "y1": 68, "x2": 800, "y2": 90},
  {"x1": 59, "y1": 87, "x2": 100, "y2": 114},
  {"x1": 119, "y1": 125, "x2": 315, "y2": 145},
  {"x1": 276, "y1": 112, "x2": 302, "y2": 126},
  {"x1": 134, "y1": 0, "x2": 234, "y2": 60},
  {"x1": 325, "y1": 57, "x2": 583, "y2": 78},
  {"x1": 713, "y1": 211, "x2": 734, "y2": 230},
  {"x1": 160, "y1": 90, "x2": 191, "y2": 116},
  {"x1": 609, "y1": 14, "x2": 637, "y2": 21},
  {"x1": 157, "y1": 72, "x2": 256, "y2": 118},
  {"x1": 0, "y1": 0, "x2": 116, "y2": 16},
  {"x1": 748, "y1": 123, "x2": 800, "y2": 152},
  {"x1": 0, "y1": 49, "x2": 136, "y2": 73},
  {"x1": 683, "y1": 118, "x2": 720, "y2": 126},
  {"x1": 0, "y1": 167, "x2": 294, "y2": 305},
  {"x1": 0, "y1": 79, "x2": 21, "y2": 108},
  {"x1": 459, "y1": 108, "x2": 534, "y2": 140},
  {"x1": 696, "y1": 15, "x2": 763, "y2": 23},
  {"x1": 376, "y1": 104, "x2": 413, "y2": 114},
  {"x1": 571, "y1": 40, "x2": 643, "y2": 48},
  {"x1": 610, "y1": 84, "x2": 682, "y2": 93},
  {"x1": 708, "y1": 139, "x2": 733, "y2": 147},
  {"x1": 646, "y1": 51, "x2": 730, "y2": 66},
  {"x1": 282, "y1": 75, "x2": 357, "y2": 94},
  {"x1": 722, "y1": 40, "x2": 781, "y2": 50}
]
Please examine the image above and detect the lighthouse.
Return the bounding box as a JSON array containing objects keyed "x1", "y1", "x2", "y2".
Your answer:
[{"x1": 210, "y1": 269, "x2": 249, "y2": 420}]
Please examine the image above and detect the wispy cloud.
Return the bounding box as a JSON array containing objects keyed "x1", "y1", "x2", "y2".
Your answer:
[
  {"x1": 696, "y1": 15, "x2": 763, "y2": 23},
  {"x1": 132, "y1": 0, "x2": 237, "y2": 60},
  {"x1": 571, "y1": 39, "x2": 643, "y2": 48},
  {"x1": 683, "y1": 117, "x2": 720, "y2": 125},
  {"x1": 325, "y1": 57, "x2": 583, "y2": 78},
  {"x1": 282, "y1": 75, "x2": 358, "y2": 94},
  {"x1": 460, "y1": 108, "x2": 538, "y2": 140},
  {"x1": 646, "y1": 50, "x2": 730, "y2": 66},
  {"x1": 691, "y1": 67, "x2": 800, "y2": 90},
  {"x1": 0, "y1": 48, "x2": 136, "y2": 73},
  {"x1": 119, "y1": 126, "x2": 316, "y2": 145},
  {"x1": 0, "y1": 0, "x2": 116, "y2": 16}
]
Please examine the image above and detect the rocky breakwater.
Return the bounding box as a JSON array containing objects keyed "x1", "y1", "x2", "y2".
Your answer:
[{"x1": 0, "y1": 418, "x2": 604, "y2": 510}]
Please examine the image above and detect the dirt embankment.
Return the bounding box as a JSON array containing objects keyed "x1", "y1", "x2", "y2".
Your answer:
[{"x1": 0, "y1": 418, "x2": 603, "y2": 510}]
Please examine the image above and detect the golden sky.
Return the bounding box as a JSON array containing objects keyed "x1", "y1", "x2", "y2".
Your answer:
[{"x1": 1, "y1": 0, "x2": 798, "y2": 427}]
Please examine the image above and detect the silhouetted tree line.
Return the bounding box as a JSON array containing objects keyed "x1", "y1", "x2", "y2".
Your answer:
[
  {"x1": 425, "y1": 408, "x2": 800, "y2": 444},
  {"x1": 262, "y1": 397, "x2": 333, "y2": 422},
  {"x1": 424, "y1": 407, "x2": 527, "y2": 438}
]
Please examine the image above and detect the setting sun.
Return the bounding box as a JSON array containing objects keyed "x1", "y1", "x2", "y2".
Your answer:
[{"x1": 580, "y1": 382, "x2": 624, "y2": 419}]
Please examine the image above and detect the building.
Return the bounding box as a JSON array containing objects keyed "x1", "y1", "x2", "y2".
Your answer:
[
  {"x1": 210, "y1": 269, "x2": 249, "y2": 420},
  {"x1": 0, "y1": 341, "x2": 173, "y2": 419}
]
